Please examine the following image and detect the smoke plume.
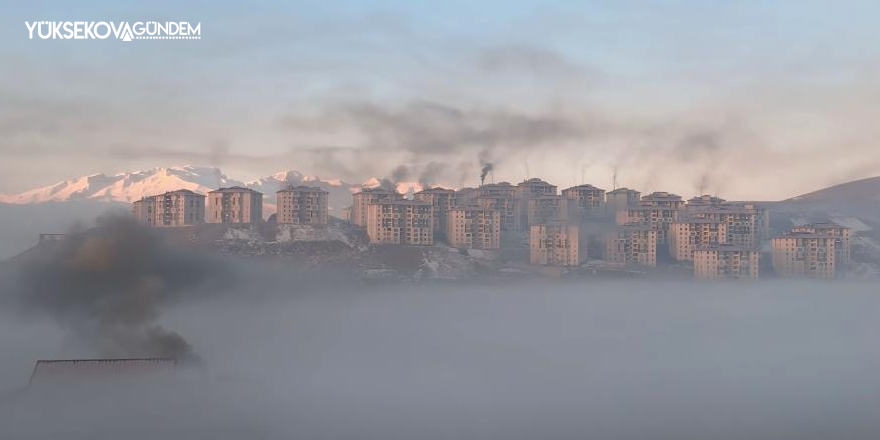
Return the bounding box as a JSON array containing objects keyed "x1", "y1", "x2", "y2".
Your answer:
[{"x1": 2, "y1": 214, "x2": 230, "y2": 363}]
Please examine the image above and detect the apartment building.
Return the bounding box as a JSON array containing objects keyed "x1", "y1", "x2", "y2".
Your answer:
[
  {"x1": 530, "y1": 222, "x2": 585, "y2": 266},
  {"x1": 693, "y1": 245, "x2": 759, "y2": 280},
  {"x1": 207, "y1": 187, "x2": 263, "y2": 224},
  {"x1": 688, "y1": 204, "x2": 762, "y2": 246},
  {"x1": 365, "y1": 200, "x2": 434, "y2": 245},
  {"x1": 132, "y1": 197, "x2": 156, "y2": 226},
  {"x1": 616, "y1": 205, "x2": 682, "y2": 245},
  {"x1": 454, "y1": 187, "x2": 478, "y2": 206},
  {"x1": 771, "y1": 231, "x2": 836, "y2": 278},
  {"x1": 668, "y1": 219, "x2": 727, "y2": 261},
  {"x1": 132, "y1": 189, "x2": 205, "y2": 227},
  {"x1": 792, "y1": 222, "x2": 851, "y2": 265},
  {"x1": 685, "y1": 194, "x2": 727, "y2": 212},
  {"x1": 527, "y1": 195, "x2": 578, "y2": 226},
  {"x1": 641, "y1": 192, "x2": 685, "y2": 210},
  {"x1": 477, "y1": 182, "x2": 521, "y2": 231},
  {"x1": 517, "y1": 178, "x2": 558, "y2": 228},
  {"x1": 606, "y1": 188, "x2": 641, "y2": 216},
  {"x1": 605, "y1": 225, "x2": 658, "y2": 267},
  {"x1": 561, "y1": 184, "x2": 606, "y2": 221},
  {"x1": 414, "y1": 187, "x2": 456, "y2": 235},
  {"x1": 351, "y1": 188, "x2": 404, "y2": 227},
  {"x1": 447, "y1": 206, "x2": 501, "y2": 250},
  {"x1": 276, "y1": 186, "x2": 329, "y2": 225}
]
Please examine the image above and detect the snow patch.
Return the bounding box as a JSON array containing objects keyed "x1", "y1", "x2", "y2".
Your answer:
[{"x1": 275, "y1": 224, "x2": 352, "y2": 246}]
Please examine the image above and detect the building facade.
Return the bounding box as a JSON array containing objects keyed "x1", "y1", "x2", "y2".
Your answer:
[
  {"x1": 365, "y1": 200, "x2": 434, "y2": 245},
  {"x1": 771, "y1": 232, "x2": 836, "y2": 278},
  {"x1": 276, "y1": 186, "x2": 329, "y2": 225},
  {"x1": 207, "y1": 187, "x2": 263, "y2": 224},
  {"x1": 561, "y1": 184, "x2": 606, "y2": 221},
  {"x1": 616, "y1": 206, "x2": 682, "y2": 245},
  {"x1": 414, "y1": 187, "x2": 456, "y2": 235},
  {"x1": 132, "y1": 189, "x2": 205, "y2": 227},
  {"x1": 351, "y1": 188, "x2": 404, "y2": 227},
  {"x1": 477, "y1": 182, "x2": 521, "y2": 231},
  {"x1": 640, "y1": 192, "x2": 685, "y2": 210},
  {"x1": 517, "y1": 178, "x2": 558, "y2": 228},
  {"x1": 530, "y1": 222, "x2": 585, "y2": 266},
  {"x1": 447, "y1": 206, "x2": 501, "y2": 250},
  {"x1": 527, "y1": 195, "x2": 578, "y2": 227},
  {"x1": 792, "y1": 222, "x2": 851, "y2": 266},
  {"x1": 606, "y1": 188, "x2": 641, "y2": 217},
  {"x1": 605, "y1": 226, "x2": 657, "y2": 267},
  {"x1": 668, "y1": 219, "x2": 727, "y2": 261},
  {"x1": 693, "y1": 245, "x2": 759, "y2": 279}
]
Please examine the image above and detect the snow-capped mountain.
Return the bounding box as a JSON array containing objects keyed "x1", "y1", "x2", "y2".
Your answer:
[
  {"x1": 0, "y1": 166, "x2": 243, "y2": 205},
  {"x1": 0, "y1": 165, "x2": 431, "y2": 216}
]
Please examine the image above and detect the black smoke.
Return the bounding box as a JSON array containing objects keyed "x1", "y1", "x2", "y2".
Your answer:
[{"x1": 1, "y1": 214, "x2": 230, "y2": 363}]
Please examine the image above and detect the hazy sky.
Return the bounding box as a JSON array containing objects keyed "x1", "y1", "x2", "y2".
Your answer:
[{"x1": 2, "y1": 0, "x2": 880, "y2": 199}]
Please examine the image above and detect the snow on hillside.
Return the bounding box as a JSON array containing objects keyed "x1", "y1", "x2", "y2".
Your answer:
[
  {"x1": 0, "y1": 165, "x2": 430, "y2": 218},
  {"x1": 0, "y1": 166, "x2": 242, "y2": 204}
]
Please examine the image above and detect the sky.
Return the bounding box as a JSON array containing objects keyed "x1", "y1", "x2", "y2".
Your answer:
[{"x1": 2, "y1": 0, "x2": 880, "y2": 200}]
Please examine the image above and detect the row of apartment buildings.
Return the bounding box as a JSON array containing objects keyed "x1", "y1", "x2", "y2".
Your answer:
[{"x1": 132, "y1": 186, "x2": 329, "y2": 226}]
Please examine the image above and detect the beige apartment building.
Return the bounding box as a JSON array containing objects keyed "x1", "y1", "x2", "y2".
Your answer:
[
  {"x1": 688, "y1": 204, "x2": 762, "y2": 247},
  {"x1": 640, "y1": 192, "x2": 685, "y2": 210},
  {"x1": 454, "y1": 187, "x2": 478, "y2": 206},
  {"x1": 414, "y1": 187, "x2": 456, "y2": 235},
  {"x1": 685, "y1": 195, "x2": 727, "y2": 212},
  {"x1": 132, "y1": 197, "x2": 156, "y2": 226},
  {"x1": 530, "y1": 222, "x2": 585, "y2": 266},
  {"x1": 207, "y1": 187, "x2": 263, "y2": 224},
  {"x1": 771, "y1": 232, "x2": 836, "y2": 278},
  {"x1": 351, "y1": 188, "x2": 404, "y2": 227},
  {"x1": 668, "y1": 219, "x2": 728, "y2": 261},
  {"x1": 606, "y1": 188, "x2": 641, "y2": 217},
  {"x1": 693, "y1": 245, "x2": 759, "y2": 280},
  {"x1": 605, "y1": 225, "x2": 657, "y2": 267},
  {"x1": 446, "y1": 206, "x2": 501, "y2": 250},
  {"x1": 132, "y1": 189, "x2": 205, "y2": 227},
  {"x1": 477, "y1": 182, "x2": 521, "y2": 231},
  {"x1": 616, "y1": 205, "x2": 682, "y2": 245},
  {"x1": 517, "y1": 178, "x2": 558, "y2": 228},
  {"x1": 792, "y1": 222, "x2": 851, "y2": 266},
  {"x1": 527, "y1": 196, "x2": 578, "y2": 226},
  {"x1": 276, "y1": 186, "x2": 329, "y2": 225},
  {"x1": 561, "y1": 184, "x2": 606, "y2": 221},
  {"x1": 365, "y1": 200, "x2": 434, "y2": 245}
]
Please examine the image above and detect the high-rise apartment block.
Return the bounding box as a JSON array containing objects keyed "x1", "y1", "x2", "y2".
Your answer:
[
  {"x1": 477, "y1": 183, "x2": 521, "y2": 231},
  {"x1": 616, "y1": 205, "x2": 682, "y2": 245},
  {"x1": 771, "y1": 231, "x2": 836, "y2": 278},
  {"x1": 693, "y1": 245, "x2": 759, "y2": 279},
  {"x1": 132, "y1": 189, "x2": 205, "y2": 227},
  {"x1": 276, "y1": 186, "x2": 329, "y2": 225},
  {"x1": 207, "y1": 187, "x2": 263, "y2": 224},
  {"x1": 527, "y1": 196, "x2": 578, "y2": 226},
  {"x1": 640, "y1": 192, "x2": 685, "y2": 210},
  {"x1": 668, "y1": 219, "x2": 727, "y2": 261},
  {"x1": 530, "y1": 222, "x2": 585, "y2": 266},
  {"x1": 414, "y1": 187, "x2": 456, "y2": 235},
  {"x1": 688, "y1": 204, "x2": 764, "y2": 247},
  {"x1": 365, "y1": 200, "x2": 433, "y2": 245},
  {"x1": 605, "y1": 225, "x2": 657, "y2": 267},
  {"x1": 791, "y1": 222, "x2": 851, "y2": 265},
  {"x1": 561, "y1": 184, "x2": 606, "y2": 221},
  {"x1": 351, "y1": 188, "x2": 404, "y2": 227},
  {"x1": 606, "y1": 188, "x2": 641, "y2": 217},
  {"x1": 447, "y1": 206, "x2": 501, "y2": 250},
  {"x1": 517, "y1": 178, "x2": 558, "y2": 228}
]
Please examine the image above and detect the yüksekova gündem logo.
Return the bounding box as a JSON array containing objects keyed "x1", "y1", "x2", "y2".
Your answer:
[{"x1": 25, "y1": 21, "x2": 200, "y2": 41}]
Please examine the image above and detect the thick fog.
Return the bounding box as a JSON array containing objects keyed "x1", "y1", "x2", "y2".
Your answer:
[{"x1": 2, "y1": 255, "x2": 880, "y2": 440}]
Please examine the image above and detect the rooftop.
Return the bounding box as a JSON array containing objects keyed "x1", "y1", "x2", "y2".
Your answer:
[
  {"x1": 277, "y1": 185, "x2": 328, "y2": 193},
  {"x1": 210, "y1": 186, "x2": 262, "y2": 194},
  {"x1": 563, "y1": 184, "x2": 606, "y2": 192}
]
